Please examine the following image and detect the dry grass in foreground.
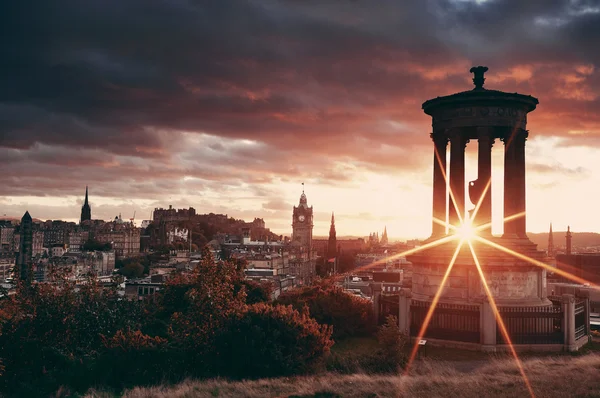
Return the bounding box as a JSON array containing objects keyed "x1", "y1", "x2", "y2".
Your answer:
[{"x1": 85, "y1": 353, "x2": 600, "y2": 398}]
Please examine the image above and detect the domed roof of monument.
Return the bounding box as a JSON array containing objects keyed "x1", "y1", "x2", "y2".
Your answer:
[{"x1": 422, "y1": 66, "x2": 539, "y2": 115}]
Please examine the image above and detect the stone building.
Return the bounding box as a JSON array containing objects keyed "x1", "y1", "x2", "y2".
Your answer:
[
  {"x1": 96, "y1": 221, "x2": 141, "y2": 258},
  {"x1": 152, "y1": 205, "x2": 196, "y2": 223},
  {"x1": 50, "y1": 244, "x2": 66, "y2": 258},
  {"x1": 167, "y1": 227, "x2": 189, "y2": 245},
  {"x1": 0, "y1": 252, "x2": 14, "y2": 281},
  {"x1": 245, "y1": 252, "x2": 289, "y2": 276},
  {"x1": 68, "y1": 230, "x2": 90, "y2": 252},
  {"x1": 0, "y1": 225, "x2": 14, "y2": 252},
  {"x1": 41, "y1": 220, "x2": 77, "y2": 247},
  {"x1": 125, "y1": 274, "x2": 165, "y2": 300},
  {"x1": 13, "y1": 230, "x2": 44, "y2": 257},
  {"x1": 82, "y1": 251, "x2": 116, "y2": 276},
  {"x1": 313, "y1": 237, "x2": 366, "y2": 256}
]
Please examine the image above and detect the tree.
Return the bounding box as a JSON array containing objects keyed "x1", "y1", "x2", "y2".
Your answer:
[
  {"x1": 337, "y1": 252, "x2": 356, "y2": 273},
  {"x1": 237, "y1": 279, "x2": 272, "y2": 304},
  {"x1": 161, "y1": 248, "x2": 247, "y2": 374},
  {"x1": 83, "y1": 239, "x2": 112, "y2": 252},
  {"x1": 119, "y1": 262, "x2": 144, "y2": 278},
  {"x1": 0, "y1": 271, "x2": 143, "y2": 395},
  {"x1": 315, "y1": 257, "x2": 328, "y2": 277}
]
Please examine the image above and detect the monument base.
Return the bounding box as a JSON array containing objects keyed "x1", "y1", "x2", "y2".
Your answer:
[{"x1": 409, "y1": 235, "x2": 549, "y2": 307}]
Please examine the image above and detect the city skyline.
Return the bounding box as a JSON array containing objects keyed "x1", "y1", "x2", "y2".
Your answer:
[{"x1": 2, "y1": 1, "x2": 600, "y2": 238}]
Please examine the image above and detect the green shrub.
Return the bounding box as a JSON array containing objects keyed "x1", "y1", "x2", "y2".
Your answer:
[{"x1": 326, "y1": 316, "x2": 407, "y2": 374}]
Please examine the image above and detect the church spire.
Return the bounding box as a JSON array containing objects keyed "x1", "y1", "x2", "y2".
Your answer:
[
  {"x1": 80, "y1": 186, "x2": 92, "y2": 224},
  {"x1": 381, "y1": 226, "x2": 388, "y2": 245},
  {"x1": 547, "y1": 222, "x2": 554, "y2": 258}
]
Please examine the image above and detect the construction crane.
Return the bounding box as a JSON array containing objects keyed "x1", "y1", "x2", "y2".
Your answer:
[{"x1": 130, "y1": 211, "x2": 136, "y2": 226}]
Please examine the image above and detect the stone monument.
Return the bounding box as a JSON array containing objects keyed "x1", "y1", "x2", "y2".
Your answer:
[
  {"x1": 409, "y1": 66, "x2": 548, "y2": 307},
  {"x1": 396, "y1": 67, "x2": 589, "y2": 351}
]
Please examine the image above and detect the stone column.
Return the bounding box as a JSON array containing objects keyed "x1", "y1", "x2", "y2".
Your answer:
[
  {"x1": 475, "y1": 127, "x2": 494, "y2": 234},
  {"x1": 503, "y1": 129, "x2": 518, "y2": 238},
  {"x1": 372, "y1": 282, "x2": 383, "y2": 324},
  {"x1": 562, "y1": 293, "x2": 576, "y2": 351},
  {"x1": 398, "y1": 288, "x2": 412, "y2": 336},
  {"x1": 449, "y1": 131, "x2": 468, "y2": 228},
  {"x1": 515, "y1": 130, "x2": 528, "y2": 238},
  {"x1": 480, "y1": 297, "x2": 497, "y2": 352},
  {"x1": 431, "y1": 133, "x2": 448, "y2": 237}
]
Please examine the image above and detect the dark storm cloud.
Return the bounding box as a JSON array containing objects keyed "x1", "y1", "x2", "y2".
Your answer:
[{"x1": 2, "y1": 0, "x2": 600, "y2": 199}]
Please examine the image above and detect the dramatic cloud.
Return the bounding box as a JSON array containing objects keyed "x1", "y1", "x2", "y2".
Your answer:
[{"x1": 2, "y1": 0, "x2": 600, "y2": 236}]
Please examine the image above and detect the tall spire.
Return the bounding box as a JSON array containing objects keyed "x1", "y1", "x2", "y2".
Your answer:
[
  {"x1": 80, "y1": 186, "x2": 92, "y2": 223},
  {"x1": 381, "y1": 226, "x2": 389, "y2": 245},
  {"x1": 17, "y1": 211, "x2": 33, "y2": 283},
  {"x1": 327, "y1": 211, "x2": 337, "y2": 272},
  {"x1": 329, "y1": 212, "x2": 336, "y2": 238},
  {"x1": 547, "y1": 222, "x2": 554, "y2": 258}
]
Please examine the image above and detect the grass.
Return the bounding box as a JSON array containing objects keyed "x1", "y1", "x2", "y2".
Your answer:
[
  {"x1": 82, "y1": 353, "x2": 600, "y2": 398},
  {"x1": 329, "y1": 336, "x2": 379, "y2": 355}
]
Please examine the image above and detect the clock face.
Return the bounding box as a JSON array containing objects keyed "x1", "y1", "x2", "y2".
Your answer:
[{"x1": 298, "y1": 215, "x2": 305, "y2": 222}]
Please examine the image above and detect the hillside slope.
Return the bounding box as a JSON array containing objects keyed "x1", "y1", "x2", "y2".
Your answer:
[{"x1": 89, "y1": 354, "x2": 600, "y2": 398}]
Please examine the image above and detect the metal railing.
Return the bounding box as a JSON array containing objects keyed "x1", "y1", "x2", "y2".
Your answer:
[
  {"x1": 410, "y1": 300, "x2": 480, "y2": 343},
  {"x1": 496, "y1": 304, "x2": 563, "y2": 345}
]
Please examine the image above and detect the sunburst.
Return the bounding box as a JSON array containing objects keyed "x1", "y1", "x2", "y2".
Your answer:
[{"x1": 335, "y1": 145, "x2": 597, "y2": 398}]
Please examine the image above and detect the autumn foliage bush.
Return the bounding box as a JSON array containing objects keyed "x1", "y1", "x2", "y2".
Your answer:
[
  {"x1": 276, "y1": 281, "x2": 375, "y2": 340},
  {"x1": 215, "y1": 303, "x2": 333, "y2": 378},
  {"x1": 0, "y1": 271, "x2": 143, "y2": 395},
  {"x1": 0, "y1": 249, "x2": 337, "y2": 395},
  {"x1": 95, "y1": 329, "x2": 172, "y2": 389}
]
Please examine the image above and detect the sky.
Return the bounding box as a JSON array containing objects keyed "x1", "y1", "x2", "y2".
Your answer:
[{"x1": 1, "y1": 0, "x2": 600, "y2": 240}]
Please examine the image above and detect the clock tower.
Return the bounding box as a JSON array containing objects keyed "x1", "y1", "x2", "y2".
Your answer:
[{"x1": 292, "y1": 187, "x2": 313, "y2": 247}]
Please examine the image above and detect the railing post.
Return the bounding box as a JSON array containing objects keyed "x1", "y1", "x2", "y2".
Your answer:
[
  {"x1": 562, "y1": 294, "x2": 576, "y2": 351},
  {"x1": 399, "y1": 288, "x2": 412, "y2": 336},
  {"x1": 481, "y1": 297, "x2": 497, "y2": 352},
  {"x1": 577, "y1": 289, "x2": 591, "y2": 337}
]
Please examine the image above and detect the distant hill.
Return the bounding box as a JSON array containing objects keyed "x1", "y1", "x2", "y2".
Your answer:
[
  {"x1": 528, "y1": 231, "x2": 600, "y2": 249},
  {"x1": 0, "y1": 216, "x2": 44, "y2": 224}
]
